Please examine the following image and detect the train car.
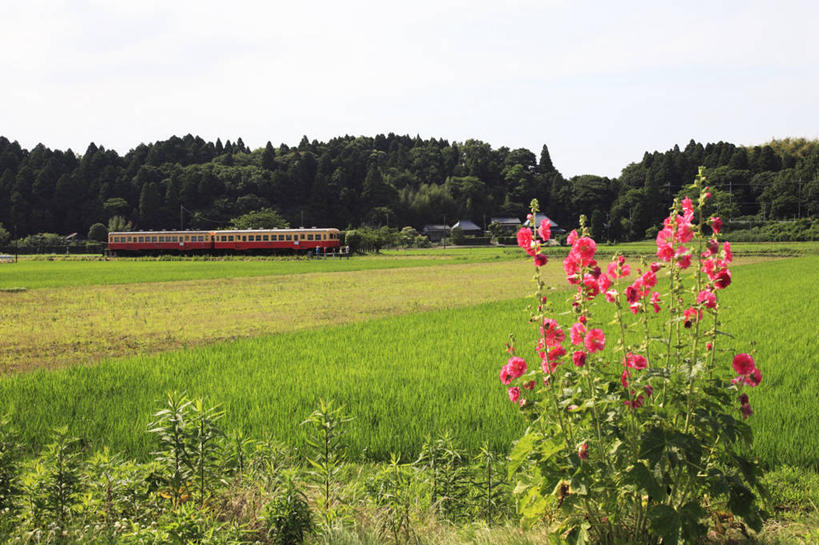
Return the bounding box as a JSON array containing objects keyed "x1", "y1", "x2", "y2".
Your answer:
[
  {"x1": 212, "y1": 228, "x2": 340, "y2": 253},
  {"x1": 108, "y1": 230, "x2": 213, "y2": 255},
  {"x1": 107, "y1": 227, "x2": 341, "y2": 255}
]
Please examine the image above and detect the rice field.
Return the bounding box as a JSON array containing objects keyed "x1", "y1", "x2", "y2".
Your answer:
[{"x1": 1, "y1": 254, "x2": 816, "y2": 469}]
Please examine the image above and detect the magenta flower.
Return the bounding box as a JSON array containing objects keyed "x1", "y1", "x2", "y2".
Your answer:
[
  {"x1": 597, "y1": 273, "x2": 612, "y2": 292},
  {"x1": 566, "y1": 229, "x2": 578, "y2": 246},
  {"x1": 570, "y1": 322, "x2": 587, "y2": 345},
  {"x1": 534, "y1": 253, "x2": 548, "y2": 267},
  {"x1": 499, "y1": 365, "x2": 513, "y2": 385},
  {"x1": 697, "y1": 290, "x2": 717, "y2": 309},
  {"x1": 572, "y1": 237, "x2": 597, "y2": 264},
  {"x1": 523, "y1": 380, "x2": 535, "y2": 390},
  {"x1": 732, "y1": 354, "x2": 755, "y2": 375},
  {"x1": 508, "y1": 386, "x2": 521, "y2": 403},
  {"x1": 711, "y1": 217, "x2": 722, "y2": 234},
  {"x1": 572, "y1": 351, "x2": 587, "y2": 367},
  {"x1": 584, "y1": 329, "x2": 606, "y2": 353},
  {"x1": 623, "y1": 352, "x2": 647, "y2": 370},
  {"x1": 538, "y1": 219, "x2": 551, "y2": 241},
  {"x1": 516, "y1": 228, "x2": 536, "y2": 256},
  {"x1": 507, "y1": 356, "x2": 527, "y2": 379},
  {"x1": 683, "y1": 307, "x2": 702, "y2": 328},
  {"x1": 541, "y1": 319, "x2": 566, "y2": 347},
  {"x1": 578, "y1": 442, "x2": 589, "y2": 460},
  {"x1": 714, "y1": 268, "x2": 732, "y2": 290},
  {"x1": 723, "y1": 241, "x2": 733, "y2": 263},
  {"x1": 650, "y1": 291, "x2": 661, "y2": 313}
]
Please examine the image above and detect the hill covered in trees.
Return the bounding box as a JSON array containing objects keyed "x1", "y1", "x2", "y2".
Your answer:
[{"x1": 0, "y1": 134, "x2": 816, "y2": 242}]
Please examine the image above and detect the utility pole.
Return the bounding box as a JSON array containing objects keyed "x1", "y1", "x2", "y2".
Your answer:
[
  {"x1": 180, "y1": 204, "x2": 184, "y2": 230},
  {"x1": 301, "y1": 210, "x2": 304, "y2": 228}
]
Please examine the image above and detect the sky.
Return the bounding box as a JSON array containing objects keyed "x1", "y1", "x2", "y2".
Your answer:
[{"x1": 1, "y1": 0, "x2": 818, "y2": 178}]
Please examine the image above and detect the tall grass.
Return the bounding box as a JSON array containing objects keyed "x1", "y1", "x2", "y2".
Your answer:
[{"x1": 1, "y1": 256, "x2": 816, "y2": 469}]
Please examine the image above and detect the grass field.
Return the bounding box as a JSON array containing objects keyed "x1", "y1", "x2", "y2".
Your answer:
[
  {"x1": 2, "y1": 241, "x2": 815, "y2": 290},
  {"x1": 1, "y1": 255, "x2": 816, "y2": 470}
]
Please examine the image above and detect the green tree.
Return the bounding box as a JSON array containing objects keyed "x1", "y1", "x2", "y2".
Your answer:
[
  {"x1": 262, "y1": 141, "x2": 277, "y2": 170},
  {"x1": 138, "y1": 182, "x2": 162, "y2": 228},
  {"x1": 229, "y1": 208, "x2": 290, "y2": 229},
  {"x1": 108, "y1": 215, "x2": 133, "y2": 232},
  {"x1": 0, "y1": 223, "x2": 9, "y2": 246},
  {"x1": 87, "y1": 223, "x2": 108, "y2": 242}
]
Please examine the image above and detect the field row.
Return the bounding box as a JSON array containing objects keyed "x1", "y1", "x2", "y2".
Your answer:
[
  {"x1": 2, "y1": 241, "x2": 816, "y2": 290},
  {"x1": 1, "y1": 255, "x2": 815, "y2": 469}
]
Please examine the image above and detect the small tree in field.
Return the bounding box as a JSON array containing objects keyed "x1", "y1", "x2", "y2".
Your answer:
[
  {"x1": 501, "y1": 168, "x2": 766, "y2": 544},
  {"x1": 88, "y1": 223, "x2": 108, "y2": 242}
]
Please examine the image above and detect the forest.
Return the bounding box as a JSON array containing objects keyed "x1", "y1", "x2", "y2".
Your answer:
[{"x1": 0, "y1": 133, "x2": 817, "y2": 244}]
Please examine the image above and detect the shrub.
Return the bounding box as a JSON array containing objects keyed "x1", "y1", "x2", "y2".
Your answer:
[{"x1": 501, "y1": 170, "x2": 766, "y2": 544}]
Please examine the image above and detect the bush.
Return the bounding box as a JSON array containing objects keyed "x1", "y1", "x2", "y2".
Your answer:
[
  {"x1": 88, "y1": 222, "x2": 108, "y2": 242},
  {"x1": 450, "y1": 227, "x2": 466, "y2": 245}
]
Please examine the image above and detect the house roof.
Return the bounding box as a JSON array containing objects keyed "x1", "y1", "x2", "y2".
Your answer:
[
  {"x1": 422, "y1": 224, "x2": 450, "y2": 232},
  {"x1": 451, "y1": 220, "x2": 481, "y2": 231},
  {"x1": 525, "y1": 213, "x2": 560, "y2": 228},
  {"x1": 490, "y1": 217, "x2": 521, "y2": 225}
]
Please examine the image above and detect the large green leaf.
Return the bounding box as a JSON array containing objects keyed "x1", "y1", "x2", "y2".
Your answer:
[
  {"x1": 647, "y1": 503, "x2": 680, "y2": 544},
  {"x1": 627, "y1": 462, "x2": 666, "y2": 501}
]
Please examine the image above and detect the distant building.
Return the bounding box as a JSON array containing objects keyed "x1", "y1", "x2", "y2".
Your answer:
[
  {"x1": 525, "y1": 213, "x2": 566, "y2": 235},
  {"x1": 422, "y1": 224, "x2": 450, "y2": 242},
  {"x1": 489, "y1": 217, "x2": 521, "y2": 234},
  {"x1": 451, "y1": 220, "x2": 482, "y2": 236}
]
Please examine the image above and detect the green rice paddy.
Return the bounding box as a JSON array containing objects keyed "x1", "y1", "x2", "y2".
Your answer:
[{"x1": 1, "y1": 254, "x2": 816, "y2": 470}]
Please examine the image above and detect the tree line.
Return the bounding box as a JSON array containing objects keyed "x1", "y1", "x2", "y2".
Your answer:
[{"x1": 0, "y1": 133, "x2": 816, "y2": 243}]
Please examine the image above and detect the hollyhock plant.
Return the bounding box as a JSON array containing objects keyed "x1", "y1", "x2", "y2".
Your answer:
[{"x1": 500, "y1": 180, "x2": 766, "y2": 544}]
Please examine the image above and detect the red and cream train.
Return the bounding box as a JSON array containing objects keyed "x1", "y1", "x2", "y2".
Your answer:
[{"x1": 107, "y1": 228, "x2": 341, "y2": 255}]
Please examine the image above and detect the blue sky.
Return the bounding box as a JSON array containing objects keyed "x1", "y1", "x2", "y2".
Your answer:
[{"x1": 1, "y1": 0, "x2": 817, "y2": 177}]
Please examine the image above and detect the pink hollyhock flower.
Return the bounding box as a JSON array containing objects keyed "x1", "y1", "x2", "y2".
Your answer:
[
  {"x1": 625, "y1": 393, "x2": 645, "y2": 409},
  {"x1": 566, "y1": 229, "x2": 578, "y2": 245},
  {"x1": 607, "y1": 261, "x2": 619, "y2": 278},
  {"x1": 605, "y1": 289, "x2": 617, "y2": 303},
  {"x1": 723, "y1": 241, "x2": 733, "y2": 263},
  {"x1": 516, "y1": 228, "x2": 536, "y2": 256},
  {"x1": 624, "y1": 352, "x2": 648, "y2": 370},
  {"x1": 675, "y1": 247, "x2": 692, "y2": 269},
  {"x1": 541, "y1": 319, "x2": 566, "y2": 347},
  {"x1": 598, "y1": 273, "x2": 612, "y2": 291},
  {"x1": 711, "y1": 217, "x2": 722, "y2": 234},
  {"x1": 621, "y1": 369, "x2": 630, "y2": 388},
  {"x1": 682, "y1": 196, "x2": 694, "y2": 217},
  {"x1": 507, "y1": 356, "x2": 527, "y2": 379},
  {"x1": 563, "y1": 255, "x2": 580, "y2": 283},
  {"x1": 744, "y1": 367, "x2": 763, "y2": 387},
  {"x1": 538, "y1": 219, "x2": 551, "y2": 241},
  {"x1": 739, "y1": 393, "x2": 749, "y2": 405},
  {"x1": 582, "y1": 274, "x2": 600, "y2": 299},
  {"x1": 534, "y1": 253, "x2": 548, "y2": 267},
  {"x1": 641, "y1": 270, "x2": 657, "y2": 288},
  {"x1": 676, "y1": 221, "x2": 694, "y2": 244},
  {"x1": 683, "y1": 307, "x2": 702, "y2": 328},
  {"x1": 541, "y1": 358, "x2": 559, "y2": 374},
  {"x1": 572, "y1": 350, "x2": 587, "y2": 367},
  {"x1": 548, "y1": 346, "x2": 566, "y2": 361},
  {"x1": 572, "y1": 237, "x2": 597, "y2": 264},
  {"x1": 657, "y1": 242, "x2": 674, "y2": 262},
  {"x1": 570, "y1": 322, "x2": 587, "y2": 345},
  {"x1": 625, "y1": 285, "x2": 640, "y2": 304},
  {"x1": 714, "y1": 268, "x2": 732, "y2": 289},
  {"x1": 499, "y1": 365, "x2": 512, "y2": 385},
  {"x1": 650, "y1": 291, "x2": 661, "y2": 313},
  {"x1": 523, "y1": 380, "x2": 535, "y2": 390},
  {"x1": 706, "y1": 342, "x2": 712, "y2": 351},
  {"x1": 508, "y1": 386, "x2": 521, "y2": 403},
  {"x1": 578, "y1": 442, "x2": 589, "y2": 460},
  {"x1": 706, "y1": 238, "x2": 719, "y2": 256},
  {"x1": 697, "y1": 290, "x2": 717, "y2": 309},
  {"x1": 584, "y1": 329, "x2": 606, "y2": 353},
  {"x1": 629, "y1": 302, "x2": 642, "y2": 314},
  {"x1": 650, "y1": 262, "x2": 661, "y2": 273},
  {"x1": 579, "y1": 315, "x2": 587, "y2": 324},
  {"x1": 740, "y1": 403, "x2": 753, "y2": 419},
  {"x1": 732, "y1": 353, "x2": 756, "y2": 375},
  {"x1": 644, "y1": 384, "x2": 654, "y2": 397}
]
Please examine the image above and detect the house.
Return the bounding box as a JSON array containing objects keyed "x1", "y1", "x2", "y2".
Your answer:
[
  {"x1": 422, "y1": 224, "x2": 450, "y2": 242},
  {"x1": 450, "y1": 220, "x2": 482, "y2": 237},
  {"x1": 525, "y1": 213, "x2": 566, "y2": 235},
  {"x1": 489, "y1": 217, "x2": 521, "y2": 234}
]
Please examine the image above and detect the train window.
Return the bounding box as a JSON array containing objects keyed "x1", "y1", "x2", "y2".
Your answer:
[
  {"x1": 254, "y1": 235, "x2": 260, "y2": 241},
  {"x1": 151, "y1": 236, "x2": 157, "y2": 242},
  {"x1": 263, "y1": 235, "x2": 269, "y2": 241},
  {"x1": 286, "y1": 234, "x2": 291, "y2": 240},
  {"x1": 279, "y1": 235, "x2": 284, "y2": 241},
  {"x1": 137, "y1": 236, "x2": 143, "y2": 242},
  {"x1": 196, "y1": 236, "x2": 202, "y2": 242},
  {"x1": 158, "y1": 236, "x2": 164, "y2": 242},
  {"x1": 307, "y1": 234, "x2": 313, "y2": 241},
  {"x1": 228, "y1": 235, "x2": 234, "y2": 241}
]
